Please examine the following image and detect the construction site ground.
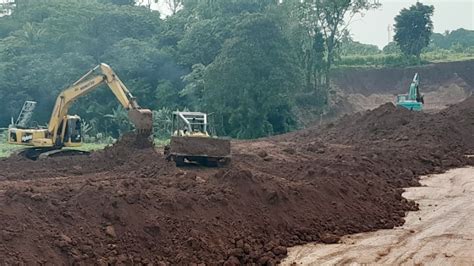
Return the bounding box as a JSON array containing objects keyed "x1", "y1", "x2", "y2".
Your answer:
[
  {"x1": 283, "y1": 167, "x2": 474, "y2": 265},
  {"x1": 0, "y1": 94, "x2": 473, "y2": 264}
]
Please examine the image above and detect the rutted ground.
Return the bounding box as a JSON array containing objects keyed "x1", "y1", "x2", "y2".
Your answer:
[{"x1": 283, "y1": 167, "x2": 474, "y2": 265}]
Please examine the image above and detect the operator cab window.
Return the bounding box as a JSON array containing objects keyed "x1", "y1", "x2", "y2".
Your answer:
[
  {"x1": 67, "y1": 118, "x2": 82, "y2": 143},
  {"x1": 10, "y1": 131, "x2": 17, "y2": 142}
]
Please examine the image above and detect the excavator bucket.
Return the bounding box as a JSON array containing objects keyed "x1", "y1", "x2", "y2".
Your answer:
[
  {"x1": 167, "y1": 136, "x2": 231, "y2": 167},
  {"x1": 128, "y1": 109, "x2": 153, "y2": 135}
]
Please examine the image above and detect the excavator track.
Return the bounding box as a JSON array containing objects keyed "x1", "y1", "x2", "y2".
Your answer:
[{"x1": 17, "y1": 148, "x2": 90, "y2": 161}]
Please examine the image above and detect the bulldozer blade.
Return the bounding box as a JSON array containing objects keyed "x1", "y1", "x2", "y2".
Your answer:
[
  {"x1": 169, "y1": 136, "x2": 231, "y2": 159},
  {"x1": 128, "y1": 109, "x2": 153, "y2": 135}
]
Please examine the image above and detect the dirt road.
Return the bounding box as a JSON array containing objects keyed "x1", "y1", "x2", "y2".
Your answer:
[{"x1": 283, "y1": 167, "x2": 474, "y2": 265}]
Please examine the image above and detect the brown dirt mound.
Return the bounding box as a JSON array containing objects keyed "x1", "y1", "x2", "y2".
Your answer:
[
  {"x1": 0, "y1": 133, "x2": 155, "y2": 181},
  {"x1": 0, "y1": 98, "x2": 473, "y2": 264}
]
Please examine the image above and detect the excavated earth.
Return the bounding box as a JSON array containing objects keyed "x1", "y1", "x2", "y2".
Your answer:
[
  {"x1": 327, "y1": 60, "x2": 474, "y2": 118},
  {"x1": 1, "y1": 98, "x2": 474, "y2": 265}
]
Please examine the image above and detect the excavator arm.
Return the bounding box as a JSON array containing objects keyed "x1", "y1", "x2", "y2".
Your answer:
[{"x1": 48, "y1": 63, "x2": 152, "y2": 142}]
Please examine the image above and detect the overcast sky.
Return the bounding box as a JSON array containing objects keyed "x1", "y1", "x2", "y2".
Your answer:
[
  {"x1": 153, "y1": 0, "x2": 474, "y2": 49},
  {"x1": 349, "y1": 0, "x2": 474, "y2": 48}
]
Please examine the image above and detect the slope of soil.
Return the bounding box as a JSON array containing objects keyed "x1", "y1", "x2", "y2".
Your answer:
[
  {"x1": 333, "y1": 60, "x2": 474, "y2": 95},
  {"x1": 0, "y1": 98, "x2": 474, "y2": 264}
]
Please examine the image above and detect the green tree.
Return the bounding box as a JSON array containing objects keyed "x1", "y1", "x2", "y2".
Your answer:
[
  {"x1": 293, "y1": 0, "x2": 380, "y2": 83},
  {"x1": 180, "y1": 63, "x2": 206, "y2": 108},
  {"x1": 394, "y1": 2, "x2": 434, "y2": 58},
  {"x1": 177, "y1": 19, "x2": 228, "y2": 66},
  {"x1": 340, "y1": 36, "x2": 381, "y2": 56},
  {"x1": 0, "y1": 0, "x2": 171, "y2": 134},
  {"x1": 203, "y1": 13, "x2": 302, "y2": 138},
  {"x1": 0, "y1": 0, "x2": 385, "y2": 139},
  {"x1": 429, "y1": 28, "x2": 474, "y2": 50},
  {"x1": 183, "y1": 0, "x2": 278, "y2": 19},
  {"x1": 382, "y1": 41, "x2": 401, "y2": 54}
]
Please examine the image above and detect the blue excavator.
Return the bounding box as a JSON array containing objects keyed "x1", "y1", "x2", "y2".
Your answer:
[{"x1": 396, "y1": 73, "x2": 424, "y2": 111}]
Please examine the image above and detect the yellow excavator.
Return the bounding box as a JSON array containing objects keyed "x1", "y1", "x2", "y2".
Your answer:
[{"x1": 8, "y1": 63, "x2": 152, "y2": 159}]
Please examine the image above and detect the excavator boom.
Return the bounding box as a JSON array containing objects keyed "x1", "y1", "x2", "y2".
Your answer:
[{"x1": 48, "y1": 63, "x2": 152, "y2": 138}]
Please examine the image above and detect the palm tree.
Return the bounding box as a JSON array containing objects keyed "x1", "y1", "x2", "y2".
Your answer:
[{"x1": 104, "y1": 106, "x2": 132, "y2": 136}]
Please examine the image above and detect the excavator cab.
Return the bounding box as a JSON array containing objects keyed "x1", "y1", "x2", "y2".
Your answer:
[{"x1": 58, "y1": 115, "x2": 83, "y2": 147}]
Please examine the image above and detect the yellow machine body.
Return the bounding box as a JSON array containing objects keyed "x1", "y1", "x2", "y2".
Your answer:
[{"x1": 8, "y1": 115, "x2": 83, "y2": 148}]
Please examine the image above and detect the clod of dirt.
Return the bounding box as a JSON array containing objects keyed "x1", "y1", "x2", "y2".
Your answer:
[
  {"x1": 257, "y1": 150, "x2": 269, "y2": 158},
  {"x1": 105, "y1": 226, "x2": 117, "y2": 238},
  {"x1": 319, "y1": 233, "x2": 340, "y2": 244}
]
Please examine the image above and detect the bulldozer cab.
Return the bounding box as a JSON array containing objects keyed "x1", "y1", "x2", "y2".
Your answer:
[
  {"x1": 172, "y1": 112, "x2": 209, "y2": 137},
  {"x1": 166, "y1": 111, "x2": 231, "y2": 167}
]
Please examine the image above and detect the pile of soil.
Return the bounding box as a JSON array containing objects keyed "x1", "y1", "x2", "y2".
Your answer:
[
  {"x1": 0, "y1": 133, "x2": 155, "y2": 181},
  {"x1": 0, "y1": 98, "x2": 473, "y2": 264}
]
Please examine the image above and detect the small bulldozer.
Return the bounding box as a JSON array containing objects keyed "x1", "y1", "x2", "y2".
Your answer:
[{"x1": 164, "y1": 111, "x2": 231, "y2": 167}]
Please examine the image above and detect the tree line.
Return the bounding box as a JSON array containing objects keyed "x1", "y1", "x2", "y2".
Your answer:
[
  {"x1": 0, "y1": 0, "x2": 384, "y2": 139},
  {"x1": 2, "y1": 0, "x2": 463, "y2": 140}
]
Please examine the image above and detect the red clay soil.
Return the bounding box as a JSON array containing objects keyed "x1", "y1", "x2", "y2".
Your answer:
[{"x1": 0, "y1": 98, "x2": 473, "y2": 265}]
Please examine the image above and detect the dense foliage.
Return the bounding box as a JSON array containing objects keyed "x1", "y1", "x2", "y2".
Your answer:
[
  {"x1": 429, "y1": 28, "x2": 474, "y2": 52},
  {"x1": 393, "y1": 2, "x2": 434, "y2": 58},
  {"x1": 0, "y1": 0, "x2": 379, "y2": 139}
]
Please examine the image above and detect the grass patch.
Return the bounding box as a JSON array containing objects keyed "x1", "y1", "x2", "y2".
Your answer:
[
  {"x1": 66, "y1": 143, "x2": 108, "y2": 152},
  {"x1": 0, "y1": 143, "x2": 23, "y2": 158},
  {"x1": 154, "y1": 138, "x2": 170, "y2": 147},
  {"x1": 0, "y1": 139, "x2": 169, "y2": 158}
]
